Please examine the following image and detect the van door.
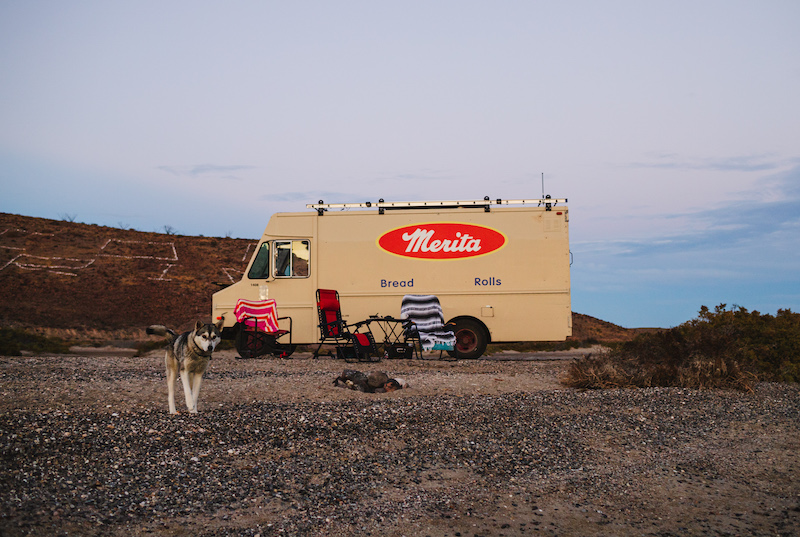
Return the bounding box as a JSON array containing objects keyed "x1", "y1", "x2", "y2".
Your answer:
[{"x1": 263, "y1": 239, "x2": 316, "y2": 342}]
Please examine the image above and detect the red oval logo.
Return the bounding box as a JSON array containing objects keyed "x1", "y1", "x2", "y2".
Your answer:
[{"x1": 378, "y1": 223, "x2": 506, "y2": 259}]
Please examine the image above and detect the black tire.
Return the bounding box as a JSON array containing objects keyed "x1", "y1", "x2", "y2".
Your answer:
[{"x1": 448, "y1": 318, "x2": 488, "y2": 359}]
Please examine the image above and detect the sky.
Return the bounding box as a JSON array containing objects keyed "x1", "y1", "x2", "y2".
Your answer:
[{"x1": 1, "y1": 1, "x2": 799, "y2": 329}]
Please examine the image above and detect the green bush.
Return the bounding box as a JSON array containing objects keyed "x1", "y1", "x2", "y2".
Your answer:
[
  {"x1": 0, "y1": 328, "x2": 72, "y2": 356},
  {"x1": 563, "y1": 305, "x2": 800, "y2": 391},
  {"x1": 688, "y1": 305, "x2": 800, "y2": 382}
]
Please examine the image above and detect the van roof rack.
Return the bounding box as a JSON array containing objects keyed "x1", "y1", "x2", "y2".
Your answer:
[{"x1": 307, "y1": 196, "x2": 567, "y2": 215}]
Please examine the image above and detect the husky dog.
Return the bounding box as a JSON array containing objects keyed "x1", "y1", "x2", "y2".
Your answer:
[{"x1": 146, "y1": 320, "x2": 223, "y2": 414}]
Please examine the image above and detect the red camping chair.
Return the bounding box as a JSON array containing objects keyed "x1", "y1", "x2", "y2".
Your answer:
[
  {"x1": 314, "y1": 289, "x2": 348, "y2": 357},
  {"x1": 314, "y1": 289, "x2": 379, "y2": 361},
  {"x1": 233, "y1": 298, "x2": 295, "y2": 358},
  {"x1": 344, "y1": 330, "x2": 380, "y2": 363}
]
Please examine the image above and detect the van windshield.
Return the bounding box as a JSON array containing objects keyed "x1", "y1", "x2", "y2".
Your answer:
[{"x1": 247, "y1": 243, "x2": 270, "y2": 279}]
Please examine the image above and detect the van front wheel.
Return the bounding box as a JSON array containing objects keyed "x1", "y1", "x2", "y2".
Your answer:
[{"x1": 449, "y1": 318, "x2": 488, "y2": 359}]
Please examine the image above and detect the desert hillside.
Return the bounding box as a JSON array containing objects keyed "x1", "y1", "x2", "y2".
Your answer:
[
  {"x1": 0, "y1": 212, "x2": 634, "y2": 342},
  {"x1": 0, "y1": 212, "x2": 253, "y2": 337}
]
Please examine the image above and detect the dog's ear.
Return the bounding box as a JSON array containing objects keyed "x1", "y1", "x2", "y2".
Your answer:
[
  {"x1": 215, "y1": 317, "x2": 224, "y2": 330},
  {"x1": 195, "y1": 320, "x2": 204, "y2": 331}
]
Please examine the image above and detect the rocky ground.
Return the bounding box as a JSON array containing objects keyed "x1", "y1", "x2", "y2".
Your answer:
[{"x1": 1, "y1": 349, "x2": 799, "y2": 536}]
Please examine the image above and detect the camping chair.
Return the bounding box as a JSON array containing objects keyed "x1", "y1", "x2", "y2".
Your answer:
[
  {"x1": 313, "y1": 289, "x2": 350, "y2": 357},
  {"x1": 314, "y1": 289, "x2": 380, "y2": 361},
  {"x1": 340, "y1": 329, "x2": 381, "y2": 363},
  {"x1": 233, "y1": 298, "x2": 294, "y2": 358},
  {"x1": 400, "y1": 294, "x2": 458, "y2": 360}
]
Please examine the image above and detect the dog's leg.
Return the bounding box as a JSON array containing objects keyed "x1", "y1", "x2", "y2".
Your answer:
[
  {"x1": 165, "y1": 354, "x2": 178, "y2": 414},
  {"x1": 189, "y1": 373, "x2": 204, "y2": 413},
  {"x1": 179, "y1": 369, "x2": 197, "y2": 413}
]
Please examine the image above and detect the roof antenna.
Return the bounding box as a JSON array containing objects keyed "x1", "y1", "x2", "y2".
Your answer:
[{"x1": 541, "y1": 172, "x2": 545, "y2": 198}]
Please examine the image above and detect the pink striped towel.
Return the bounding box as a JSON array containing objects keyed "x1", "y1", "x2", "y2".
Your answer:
[{"x1": 234, "y1": 299, "x2": 281, "y2": 333}]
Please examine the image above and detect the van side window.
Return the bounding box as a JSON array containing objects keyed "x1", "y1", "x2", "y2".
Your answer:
[
  {"x1": 274, "y1": 240, "x2": 310, "y2": 278},
  {"x1": 247, "y1": 243, "x2": 271, "y2": 279}
]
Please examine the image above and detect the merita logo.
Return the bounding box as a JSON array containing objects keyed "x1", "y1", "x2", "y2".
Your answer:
[{"x1": 378, "y1": 223, "x2": 506, "y2": 260}]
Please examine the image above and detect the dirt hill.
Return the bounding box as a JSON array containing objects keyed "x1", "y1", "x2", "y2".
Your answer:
[
  {"x1": 0, "y1": 212, "x2": 253, "y2": 339},
  {"x1": 0, "y1": 212, "x2": 636, "y2": 343},
  {"x1": 568, "y1": 312, "x2": 637, "y2": 342}
]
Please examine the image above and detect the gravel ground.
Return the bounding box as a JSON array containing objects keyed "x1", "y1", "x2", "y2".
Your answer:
[{"x1": 1, "y1": 349, "x2": 798, "y2": 536}]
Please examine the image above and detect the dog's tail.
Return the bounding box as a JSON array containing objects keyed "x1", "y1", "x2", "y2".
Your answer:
[{"x1": 146, "y1": 325, "x2": 177, "y2": 342}]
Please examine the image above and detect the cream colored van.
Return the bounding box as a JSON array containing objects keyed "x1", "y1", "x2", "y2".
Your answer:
[{"x1": 211, "y1": 197, "x2": 571, "y2": 358}]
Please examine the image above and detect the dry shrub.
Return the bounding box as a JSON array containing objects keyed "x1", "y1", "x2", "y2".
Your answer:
[
  {"x1": 563, "y1": 353, "x2": 634, "y2": 389},
  {"x1": 562, "y1": 304, "x2": 799, "y2": 391},
  {"x1": 679, "y1": 357, "x2": 758, "y2": 392}
]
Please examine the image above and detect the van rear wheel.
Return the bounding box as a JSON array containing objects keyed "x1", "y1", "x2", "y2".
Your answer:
[{"x1": 449, "y1": 318, "x2": 488, "y2": 359}]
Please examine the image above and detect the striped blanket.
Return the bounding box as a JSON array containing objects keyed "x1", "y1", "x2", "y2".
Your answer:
[
  {"x1": 234, "y1": 298, "x2": 281, "y2": 333},
  {"x1": 400, "y1": 295, "x2": 457, "y2": 351}
]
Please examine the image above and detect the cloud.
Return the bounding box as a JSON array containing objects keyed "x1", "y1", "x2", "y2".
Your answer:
[
  {"x1": 370, "y1": 169, "x2": 453, "y2": 183},
  {"x1": 157, "y1": 164, "x2": 256, "y2": 177},
  {"x1": 572, "y1": 164, "x2": 800, "y2": 290},
  {"x1": 587, "y1": 200, "x2": 799, "y2": 263},
  {"x1": 262, "y1": 191, "x2": 357, "y2": 203},
  {"x1": 629, "y1": 154, "x2": 790, "y2": 173},
  {"x1": 677, "y1": 167, "x2": 799, "y2": 241},
  {"x1": 618, "y1": 165, "x2": 799, "y2": 252}
]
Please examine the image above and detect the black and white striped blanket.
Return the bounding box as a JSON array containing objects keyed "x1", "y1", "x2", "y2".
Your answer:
[{"x1": 400, "y1": 295, "x2": 457, "y2": 351}]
